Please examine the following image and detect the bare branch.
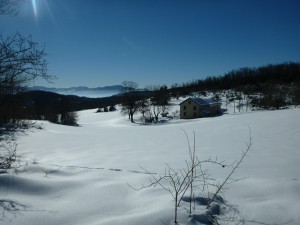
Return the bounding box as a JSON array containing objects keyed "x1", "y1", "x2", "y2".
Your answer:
[
  {"x1": 0, "y1": 141, "x2": 18, "y2": 173},
  {"x1": 207, "y1": 129, "x2": 253, "y2": 209},
  {"x1": 0, "y1": 32, "x2": 54, "y2": 95}
]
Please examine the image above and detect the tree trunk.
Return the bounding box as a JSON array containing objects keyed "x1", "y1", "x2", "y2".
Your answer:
[
  {"x1": 130, "y1": 112, "x2": 134, "y2": 123},
  {"x1": 233, "y1": 100, "x2": 236, "y2": 113},
  {"x1": 189, "y1": 182, "x2": 193, "y2": 217},
  {"x1": 174, "y1": 194, "x2": 178, "y2": 224}
]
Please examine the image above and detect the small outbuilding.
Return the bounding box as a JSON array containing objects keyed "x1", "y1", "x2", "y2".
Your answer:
[{"x1": 179, "y1": 97, "x2": 222, "y2": 119}]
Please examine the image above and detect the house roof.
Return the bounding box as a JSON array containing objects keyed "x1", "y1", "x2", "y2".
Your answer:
[{"x1": 179, "y1": 97, "x2": 221, "y2": 106}]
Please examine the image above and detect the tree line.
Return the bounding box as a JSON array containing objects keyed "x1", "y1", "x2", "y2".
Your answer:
[{"x1": 172, "y1": 62, "x2": 299, "y2": 92}]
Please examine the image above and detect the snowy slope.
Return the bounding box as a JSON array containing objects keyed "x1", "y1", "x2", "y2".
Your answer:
[{"x1": 1, "y1": 104, "x2": 300, "y2": 225}]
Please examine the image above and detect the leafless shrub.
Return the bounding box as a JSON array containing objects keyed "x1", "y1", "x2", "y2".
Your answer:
[
  {"x1": 130, "y1": 131, "x2": 225, "y2": 224},
  {"x1": 130, "y1": 130, "x2": 253, "y2": 224},
  {"x1": 0, "y1": 141, "x2": 18, "y2": 173}
]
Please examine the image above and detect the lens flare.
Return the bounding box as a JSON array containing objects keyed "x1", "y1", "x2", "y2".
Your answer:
[{"x1": 31, "y1": 0, "x2": 38, "y2": 17}]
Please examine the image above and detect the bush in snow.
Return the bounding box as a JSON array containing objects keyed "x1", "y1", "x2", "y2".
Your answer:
[
  {"x1": 0, "y1": 142, "x2": 18, "y2": 174},
  {"x1": 61, "y1": 112, "x2": 78, "y2": 126},
  {"x1": 131, "y1": 130, "x2": 253, "y2": 225}
]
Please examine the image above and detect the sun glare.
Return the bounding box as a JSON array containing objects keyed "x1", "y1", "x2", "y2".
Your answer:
[{"x1": 31, "y1": 0, "x2": 38, "y2": 17}]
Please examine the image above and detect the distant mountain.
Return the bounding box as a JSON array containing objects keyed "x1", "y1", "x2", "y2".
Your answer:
[{"x1": 27, "y1": 85, "x2": 124, "y2": 98}]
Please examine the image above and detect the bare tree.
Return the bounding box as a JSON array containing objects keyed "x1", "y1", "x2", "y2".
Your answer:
[
  {"x1": 130, "y1": 133, "x2": 224, "y2": 224},
  {"x1": 120, "y1": 97, "x2": 143, "y2": 123},
  {"x1": 132, "y1": 158, "x2": 222, "y2": 224},
  {"x1": 138, "y1": 98, "x2": 151, "y2": 123},
  {"x1": 0, "y1": 33, "x2": 53, "y2": 92},
  {"x1": 120, "y1": 81, "x2": 142, "y2": 123},
  {"x1": 0, "y1": 33, "x2": 54, "y2": 125},
  {"x1": 183, "y1": 130, "x2": 197, "y2": 217},
  {"x1": 132, "y1": 164, "x2": 193, "y2": 223},
  {"x1": 130, "y1": 130, "x2": 253, "y2": 224},
  {"x1": 150, "y1": 104, "x2": 163, "y2": 123},
  {"x1": 149, "y1": 85, "x2": 170, "y2": 122}
]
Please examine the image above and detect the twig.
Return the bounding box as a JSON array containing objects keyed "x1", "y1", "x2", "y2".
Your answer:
[{"x1": 207, "y1": 129, "x2": 252, "y2": 209}]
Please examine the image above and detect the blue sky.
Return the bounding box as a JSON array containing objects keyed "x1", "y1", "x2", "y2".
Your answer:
[{"x1": 1, "y1": 0, "x2": 299, "y2": 88}]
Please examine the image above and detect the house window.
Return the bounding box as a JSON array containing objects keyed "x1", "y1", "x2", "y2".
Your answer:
[
  {"x1": 188, "y1": 101, "x2": 191, "y2": 104},
  {"x1": 184, "y1": 112, "x2": 186, "y2": 116},
  {"x1": 193, "y1": 106, "x2": 197, "y2": 110},
  {"x1": 183, "y1": 106, "x2": 186, "y2": 110},
  {"x1": 193, "y1": 112, "x2": 197, "y2": 117}
]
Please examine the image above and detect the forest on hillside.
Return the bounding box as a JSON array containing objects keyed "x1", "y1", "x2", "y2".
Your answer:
[{"x1": 170, "y1": 62, "x2": 300, "y2": 109}]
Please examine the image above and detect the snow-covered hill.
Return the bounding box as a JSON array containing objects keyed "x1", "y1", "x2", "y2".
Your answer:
[{"x1": 1, "y1": 101, "x2": 300, "y2": 225}]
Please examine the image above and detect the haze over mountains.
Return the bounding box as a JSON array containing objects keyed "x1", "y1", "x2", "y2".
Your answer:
[{"x1": 28, "y1": 85, "x2": 124, "y2": 98}]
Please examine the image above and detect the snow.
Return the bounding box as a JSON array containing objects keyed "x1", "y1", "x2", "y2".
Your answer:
[{"x1": 1, "y1": 101, "x2": 300, "y2": 225}]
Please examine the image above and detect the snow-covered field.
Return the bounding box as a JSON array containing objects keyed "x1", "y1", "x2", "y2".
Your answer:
[{"x1": 1, "y1": 100, "x2": 300, "y2": 225}]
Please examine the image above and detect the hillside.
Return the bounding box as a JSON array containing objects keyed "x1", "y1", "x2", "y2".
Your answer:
[
  {"x1": 1, "y1": 62, "x2": 299, "y2": 128},
  {"x1": 1, "y1": 100, "x2": 299, "y2": 225}
]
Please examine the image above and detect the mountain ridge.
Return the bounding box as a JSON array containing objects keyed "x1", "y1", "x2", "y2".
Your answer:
[
  {"x1": 28, "y1": 85, "x2": 124, "y2": 92},
  {"x1": 26, "y1": 85, "x2": 124, "y2": 98}
]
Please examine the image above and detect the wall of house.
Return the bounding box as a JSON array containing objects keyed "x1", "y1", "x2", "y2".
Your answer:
[
  {"x1": 209, "y1": 104, "x2": 221, "y2": 115},
  {"x1": 180, "y1": 100, "x2": 200, "y2": 119},
  {"x1": 180, "y1": 100, "x2": 221, "y2": 119}
]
